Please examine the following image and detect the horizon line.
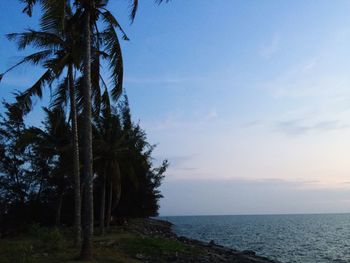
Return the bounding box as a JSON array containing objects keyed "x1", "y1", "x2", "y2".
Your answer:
[{"x1": 158, "y1": 211, "x2": 350, "y2": 218}]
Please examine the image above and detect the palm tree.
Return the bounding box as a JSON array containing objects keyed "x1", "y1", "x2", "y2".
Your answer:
[
  {"x1": 93, "y1": 89, "x2": 125, "y2": 235},
  {"x1": 17, "y1": 0, "x2": 169, "y2": 259},
  {"x1": 70, "y1": 1, "x2": 129, "y2": 258},
  {"x1": 1, "y1": 0, "x2": 125, "y2": 246},
  {"x1": 1, "y1": 8, "x2": 84, "y2": 245}
]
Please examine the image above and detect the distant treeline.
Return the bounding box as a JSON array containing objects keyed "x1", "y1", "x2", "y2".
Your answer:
[{"x1": 0, "y1": 95, "x2": 168, "y2": 235}]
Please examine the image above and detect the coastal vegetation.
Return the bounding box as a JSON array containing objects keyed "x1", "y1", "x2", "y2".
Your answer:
[
  {"x1": 0, "y1": 0, "x2": 168, "y2": 261},
  {"x1": 0, "y1": 218, "x2": 276, "y2": 263}
]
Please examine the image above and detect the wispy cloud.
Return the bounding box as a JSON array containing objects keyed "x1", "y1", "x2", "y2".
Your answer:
[
  {"x1": 243, "y1": 120, "x2": 265, "y2": 128},
  {"x1": 244, "y1": 118, "x2": 349, "y2": 136},
  {"x1": 264, "y1": 52, "x2": 350, "y2": 100},
  {"x1": 273, "y1": 119, "x2": 348, "y2": 136},
  {"x1": 259, "y1": 33, "x2": 281, "y2": 59},
  {"x1": 256, "y1": 39, "x2": 350, "y2": 136},
  {"x1": 146, "y1": 108, "x2": 219, "y2": 132},
  {"x1": 204, "y1": 108, "x2": 218, "y2": 120}
]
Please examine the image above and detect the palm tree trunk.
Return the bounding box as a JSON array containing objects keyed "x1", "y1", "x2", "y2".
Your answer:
[
  {"x1": 99, "y1": 170, "x2": 106, "y2": 235},
  {"x1": 112, "y1": 162, "x2": 122, "y2": 211},
  {"x1": 68, "y1": 63, "x2": 81, "y2": 247},
  {"x1": 106, "y1": 180, "x2": 113, "y2": 231},
  {"x1": 55, "y1": 192, "x2": 63, "y2": 226},
  {"x1": 80, "y1": 8, "x2": 94, "y2": 261}
]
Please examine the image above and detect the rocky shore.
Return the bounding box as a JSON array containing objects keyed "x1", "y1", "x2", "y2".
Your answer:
[{"x1": 122, "y1": 218, "x2": 280, "y2": 263}]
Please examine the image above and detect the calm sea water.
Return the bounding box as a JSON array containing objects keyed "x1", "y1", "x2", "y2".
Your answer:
[{"x1": 162, "y1": 214, "x2": 350, "y2": 263}]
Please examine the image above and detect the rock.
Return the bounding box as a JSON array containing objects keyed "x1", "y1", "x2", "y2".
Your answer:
[
  {"x1": 209, "y1": 240, "x2": 216, "y2": 246},
  {"x1": 242, "y1": 250, "x2": 256, "y2": 256},
  {"x1": 167, "y1": 253, "x2": 178, "y2": 262},
  {"x1": 178, "y1": 236, "x2": 189, "y2": 242}
]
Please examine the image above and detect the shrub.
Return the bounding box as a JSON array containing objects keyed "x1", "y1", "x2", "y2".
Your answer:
[
  {"x1": 28, "y1": 225, "x2": 65, "y2": 252},
  {"x1": 39, "y1": 228, "x2": 65, "y2": 252}
]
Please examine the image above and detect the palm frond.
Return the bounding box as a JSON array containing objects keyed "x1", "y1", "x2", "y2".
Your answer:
[
  {"x1": 75, "y1": 76, "x2": 84, "y2": 113},
  {"x1": 44, "y1": 53, "x2": 69, "y2": 76},
  {"x1": 40, "y1": 0, "x2": 67, "y2": 33},
  {"x1": 16, "y1": 69, "x2": 55, "y2": 114},
  {"x1": 96, "y1": 0, "x2": 109, "y2": 8},
  {"x1": 20, "y1": 0, "x2": 38, "y2": 17},
  {"x1": 18, "y1": 126, "x2": 47, "y2": 147},
  {"x1": 23, "y1": 50, "x2": 55, "y2": 65},
  {"x1": 129, "y1": 0, "x2": 138, "y2": 23},
  {"x1": 50, "y1": 76, "x2": 69, "y2": 109},
  {"x1": 91, "y1": 51, "x2": 102, "y2": 116},
  {"x1": 7, "y1": 30, "x2": 63, "y2": 50},
  {"x1": 101, "y1": 26, "x2": 124, "y2": 101},
  {"x1": 155, "y1": 0, "x2": 170, "y2": 4},
  {"x1": 100, "y1": 10, "x2": 129, "y2": 41},
  {"x1": 0, "y1": 50, "x2": 53, "y2": 82},
  {"x1": 101, "y1": 88, "x2": 111, "y2": 119}
]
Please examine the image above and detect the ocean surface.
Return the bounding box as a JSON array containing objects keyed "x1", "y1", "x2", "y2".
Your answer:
[{"x1": 162, "y1": 214, "x2": 350, "y2": 263}]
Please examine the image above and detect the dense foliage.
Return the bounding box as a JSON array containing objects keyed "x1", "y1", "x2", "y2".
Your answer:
[
  {"x1": 1, "y1": 0, "x2": 169, "y2": 259},
  {"x1": 0, "y1": 96, "x2": 168, "y2": 236}
]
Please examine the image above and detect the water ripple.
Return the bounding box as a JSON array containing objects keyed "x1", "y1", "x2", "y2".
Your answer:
[{"x1": 163, "y1": 214, "x2": 350, "y2": 263}]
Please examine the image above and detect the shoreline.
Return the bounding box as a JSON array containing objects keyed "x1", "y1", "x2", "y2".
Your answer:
[
  {"x1": 0, "y1": 217, "x2": 280, "y2": 262},
  {"x1": 133, "y1": 218, "x2": 280, "y2": 263}
]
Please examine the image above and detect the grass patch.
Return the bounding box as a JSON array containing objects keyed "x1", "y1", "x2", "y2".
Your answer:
[
  {"x1": 0, "y1": 227, "x2": 139, "y2": 263},
  {"x1": 120, "y1": 236, "x2": 190, "y2": 256},
  {"x1": 0, "y1": 224, "x2": 203, "y2": 263},
  {"x1": 0, "y1": 239, "x2": 35, "y2": 263},
  {"x1": 0, "y1": 237, "x2": 77, "y2": 263}
]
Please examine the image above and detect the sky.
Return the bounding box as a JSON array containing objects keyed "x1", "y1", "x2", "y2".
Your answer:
[{"x1": 2, "y1": 0, "x2": 350, "y2": 216}]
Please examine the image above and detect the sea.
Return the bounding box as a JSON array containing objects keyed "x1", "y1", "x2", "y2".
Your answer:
[{"x1": 161, "y1": 214, "x2": 350, "y2": 263}]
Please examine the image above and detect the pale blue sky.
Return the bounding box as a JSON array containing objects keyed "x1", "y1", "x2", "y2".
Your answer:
[{"x1": 2, "y1": 1, "x2": 350, "y2": 216}]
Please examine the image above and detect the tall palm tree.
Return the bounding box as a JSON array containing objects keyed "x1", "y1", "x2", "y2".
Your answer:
[
  {"x1": 17, "y1": 0, "x2": 169, "y2": 260},
  {"x1": 76, "y1": 2, "x2": 169, "y2": 257},
  {"x1": 70, "y1": 1, "x2": 128, "y2": 258}
]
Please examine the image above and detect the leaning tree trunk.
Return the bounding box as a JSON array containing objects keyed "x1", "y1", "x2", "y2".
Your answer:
[
  {"x1": 80, "y1": 8, "x2": 94, "y2": 261},
  {"x1": 106, "y1": 179, "x2": 113, "y2": 231},
  {"x1": 68, "y1": 63, "x2": 81, "y2": 247},
  {"x1": 99, "y1": 170, "x2": 106, "y2": 235}
]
